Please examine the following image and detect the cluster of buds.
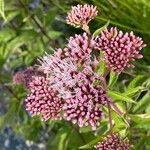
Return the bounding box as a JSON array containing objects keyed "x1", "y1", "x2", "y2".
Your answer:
[
  {"x1": 66, "y1": 4, "x2": 98, "y2": 32},
  {"x1": 25, "y1": 76, "x2": 63, "y2": 121},
  {"x1": 13, "y1": 3, "x2": 146, "y2": 148},
  {"x1": 94, "y1": 27, "x2": 146, "y2": 72},
  {"x1": 96, "y1": 133, "x2": 132, "y2": 150},
  {"x1": 13, "y1": 67, "x2": 43, "y2": 88}
]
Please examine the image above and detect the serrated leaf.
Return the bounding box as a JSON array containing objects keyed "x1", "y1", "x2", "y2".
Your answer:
[
  {"x1": 5, "y1": 30, "x2": 38, "y2": 58},
  {"x1": 6, "y1": 10, "x2": 19, "y2": 22},
  {"x1": 93, "y1": 20, "x2": 110, "y2": 37},
  {"x1": 108, "y1": 91, "x2": 136, "y2": 103},
  {"x1": 58, "y1": 132, "x2": 68, "y2": 150},
  {"x1": 112, "y1": 111, "x2": 128, "y2": 132},
  {"x1": 79, "y1": 126, "x2": 92, "y2": 133},
  {"x1": 129, "y1": 114, "x2": 150, "y2": 122}
]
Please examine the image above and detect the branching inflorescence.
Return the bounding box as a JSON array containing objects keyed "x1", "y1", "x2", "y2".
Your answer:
[{"x1": 14, "y1": 4, "x2": 146, "y2": 150}]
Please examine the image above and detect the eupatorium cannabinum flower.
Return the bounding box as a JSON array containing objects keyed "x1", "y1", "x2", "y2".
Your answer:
[
  {"x1": 25, "y1": 75, "x2": 63, "y2": 121},
  {"x1": 13, "y1": 67, "x2": 43, "y2": 88},
  {"x1": 95, "y1": 27, "x2": 146, "y2": 72},
  {"x1": 55, "y1": 33, "x2": 98, "y2": 67},
  {"x1": 96, "y1": 133, "x2": 132, "y2": 150},
  {"x1": 66, "y1": 4, "x2": 98, "y2": 31},
  {"x1": 66, "y1": 32, "x2": 96, "y2": 64},
  {"x1": 39, "y1": 54, "x2": 77, "y2": 99},
  {"x1": 62, "y1": 67, "x2": 109, "y2": 130},
  {"x1": 39, "y1": 52, "x2": 109, "y2": 129}
]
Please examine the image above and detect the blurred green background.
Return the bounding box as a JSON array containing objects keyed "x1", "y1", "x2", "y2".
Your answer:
[{"x1": 0, "y1": 0, "x2": 150, "y2": 150}]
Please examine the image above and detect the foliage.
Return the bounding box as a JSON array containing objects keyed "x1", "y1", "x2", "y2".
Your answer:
[{"x1": 0, "y1": 0, "x2": 149, "y2": 149}]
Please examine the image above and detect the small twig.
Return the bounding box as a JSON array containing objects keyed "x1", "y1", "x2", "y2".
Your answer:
[{"x1": 122, "y1": 71, "x2": 135, "y2": 77}]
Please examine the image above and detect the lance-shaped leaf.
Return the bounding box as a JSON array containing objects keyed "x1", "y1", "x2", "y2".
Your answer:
[
  {"x1": 0, "y1": 0, "x2": 6, "y2": 21},
  {"x1": 93, "y1": 20, "x2": 110, "y2": 37},
  {"x1": 97, "y1": 51, "x2": 106, "y2": 76},
  {"x1": 108, "y1": 91, "x2": 136, "y2": 103},
  {"x1": 108, "y1": 71, "x2": 118, "y2": 88},
  {"x1": 123, "y1": 86, "x2": 145, "y2": 97},
  {"x1": 79, "y1": 135, "x2": 105, "y2": 149},
  {"x1": 132, "y1": 92, "x2": 150, "y2": 113}
]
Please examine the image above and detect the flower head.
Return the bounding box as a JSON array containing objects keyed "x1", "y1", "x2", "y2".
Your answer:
[
  {"x1": 25, "y1": 75, "x2": 63, "y2": 121},
  {"x1": 66, "y1": 4, "x2": 98, "y2": 31},
  {"x1": 63, "y1": 67, "x2": 109, "y2": 130},
  {"x1": 13, "y1": 67, "x2": 43, "y2": 88},
  {"x1": 55, "y1": 33, "x2": 98, "y2": 67},
  {"x1": 66, "y1": 32, "x2": 96, "y2": 64},
  {"x1": 39, "y1": 52, "x2": 109, "y2": 129},
  {"x1": 96, "y1": 133, "x2": 132, "y2": 150},
  {"x1": 39, "y1": 54, "x2": 77, "y2": 99},
  {"x1": 95, "y1": 27, "x2": 146, "y2": 72}
]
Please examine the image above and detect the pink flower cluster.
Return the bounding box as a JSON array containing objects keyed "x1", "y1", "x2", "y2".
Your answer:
[
  {"x1": 63, "y1": 67, "x2": 108, "y2": 130},
  {"x1": 96, "y1": 133, "x2": 132, "y2": 150},
  {"x1": 66, "y1": 4, "x2": 98, "y2": 30},
  {"x1": 39, "y1": 54, "x2": 108, "y2": 129},
  {"x1": 13, "y1": 4, "x2": 146, "y2": 131},
  {"x1": 13, "y1": 67, "x2": 43, "y2": 88},
  {"x1": 54, "y1": 32, "x2": 97, "y2": 66},
  {"x1": 95, "y1": 27, "x2": 146, "y2": 72},
  {"x1": 25, "y1": 75, "x2": 63, "y2": 121}
]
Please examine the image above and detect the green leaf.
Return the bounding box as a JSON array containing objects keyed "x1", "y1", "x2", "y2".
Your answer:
[
  {"x1": 0, "y1": 27, "x2": 15, "y2": 42},
  {"x1": 108, "y1": 91, "x2": 136, "y2": 103},
  {"x1": 48, "y1": 31, "x2": 62, "y2": 39},
  {"x1": 97, "y1": 51, "x2": 106, "y2": 76},
  {"x1": 58, "y1": 132, "x2": 68, "y2": 150},
  {"x1": 123, "y1": 86, "x2": 145, "y2": 97},
  {"x1": 79, "y1": 126, "x2": 92, "y2": 133},
  {"x1": 5, "y1": 10, "x2": 19, "y2": 22},
  {"x1": 128, "y1": 75, "x2": 145, "y2": 89},
  {"x1": 132, "y1": 92, "x2": 150, "y2": 113},
  {"x1": 111, "y1": 111, "x2": 128, "y2": 136},
  {"x1": 129, "y1": 114, "x2": 150, "y2": 129},
  {"x1": 108, "y1": 71, "x2": 118, "y2": 88},
  {"x1": 93, "y1": 20, "x2": 110, "y2": 37},
  {"x1": 5, "y1": 30, "x2": 38, "y2": 58},
  {"x1": 79, "y1": 135, "x2": 105, "y2": 149},
  {"x1": 0, "y1": 0, "x2": 6, "y2": 21}
]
